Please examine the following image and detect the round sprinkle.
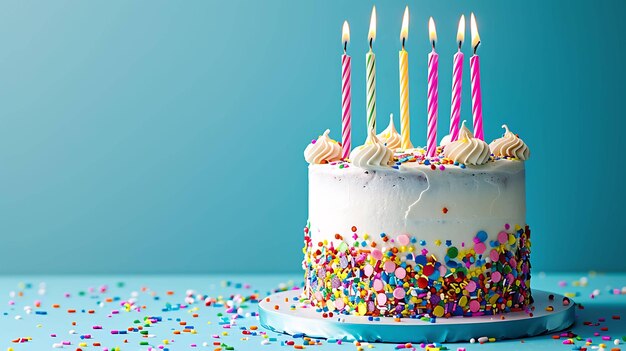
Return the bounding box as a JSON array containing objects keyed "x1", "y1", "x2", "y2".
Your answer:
[
  {"x1": 475, "y1": 231, "x2": 488, "y2": 242},
  {"x1": 393, "y1": 288, "x2": 405, "y2": 299},
  {"x1": 377, "y1": 293, "x2": 387, "y2": 305},
  {"x1": 395, "y1": 267, "x2": 406, "y2": 279},
  {"x1": 373, "y1": 279, "x2": 384, "y2": 292},
  {"x1": 384, "y1": 261, "x2": 396, "y2": 273},
  {"x1": 396, "y1": 234, "x2": 410, "y2": 246},
  {"x1": 469, "y1": 300, "x2": 481, "y2": 313},
  {"x1": 474, "y1": 242, "x2": 486, "y2": 255},
  {"x1": 423, "y1": 265, "x2": 435, "y2": 276},
  {"x1": 497, "y1": 231, "x2": 508, "y2": 244},
  {"x1": 371, "y1": 249, "x2": 383, "y2": 261},
  {"x1": 447, "y1": 247, "x2": 458, "y2": 259},
  {"x1": 489, "y1": 249, "x2": 500, "y2": 262},
  {"x1": 433, "y1": 305, "x2": 444, "y2": 317},
  {"x1": 491, "y1": 271, "x2": 502, "y2": 283}
]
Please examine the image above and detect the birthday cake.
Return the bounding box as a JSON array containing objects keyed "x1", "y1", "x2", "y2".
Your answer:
[{"x1": 301, "y1": 121, "x2": 531, "y2": 318}]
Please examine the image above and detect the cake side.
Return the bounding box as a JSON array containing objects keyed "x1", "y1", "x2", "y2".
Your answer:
[{"x1": 302, "y1": 159, "x2": 531, "y2": 318}]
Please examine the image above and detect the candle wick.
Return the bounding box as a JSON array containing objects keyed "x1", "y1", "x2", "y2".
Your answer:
[
  {"x1": 402, "y1": 37, "x2": 405, "y2": 50},
  {"x1": 458, "y1": 41, "x2": 462, "y2": 51},
  {"x1": 344, "y1": 41, "x2": 347, "y2": 54},
  {"x1": 431, "y1": 40, "x2": 436, "y2": 51},
  {"x1": 369, "y1": 38, "x2": 373, "y2": 50},
  {"x1": 473, "y1": 41, "x2": 480, "y2": 55}
]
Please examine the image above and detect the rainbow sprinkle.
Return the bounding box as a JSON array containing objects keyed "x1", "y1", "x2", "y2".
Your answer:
[{"x1": 302, "y1": 223, "x2": 532, "y2": 318}]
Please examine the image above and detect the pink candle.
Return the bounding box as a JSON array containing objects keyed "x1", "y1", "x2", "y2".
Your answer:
[
  {"x1": 470, "y1": 13, "x2": 484, "y2": 141},
  {"x1": 449, "y1": 15, "x2": 465, "y2": 142},
  {"x1": 426, "y1": 17, "x2": 438, "y2": 157},
  {"x1": 341, "y1": 21, "x2": 351, "y2": 160}
]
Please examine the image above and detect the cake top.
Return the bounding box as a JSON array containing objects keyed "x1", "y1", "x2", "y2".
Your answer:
[{"x1": 303, "y1": 119, "x2": 530, "y2": 171}]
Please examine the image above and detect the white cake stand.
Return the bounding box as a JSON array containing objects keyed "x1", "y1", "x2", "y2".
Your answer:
[{"x1": 258, "y1": 289, "x2": 575, "y2": 343}]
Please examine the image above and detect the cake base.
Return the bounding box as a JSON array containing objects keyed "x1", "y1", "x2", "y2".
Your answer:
[{"x1": 259, "y1": 290, "x2": 575, "y2": 343}]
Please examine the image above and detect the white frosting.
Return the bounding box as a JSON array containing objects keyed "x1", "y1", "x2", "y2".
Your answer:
[
  {"x1": 377, "y1": 114, "x2": 401, "y2": 150},
  {"x1": 490, "y1": 125, "x2": 530, "y2": 160},
  {"x1": 439, "y1": 134, "x2": 452, "y2": 147},
  {"x1": 349, "y1": 128, "x2": 393, "y2": 170},
  {"x1": 443, "y1": 121, "x2": 490, "y2": 165},
  {"x1": 304, "y1": 129, "x2": 342, "y2": 164},
  {"x1": 308, "y1": 160, "x2": 526, "y2": 262}
]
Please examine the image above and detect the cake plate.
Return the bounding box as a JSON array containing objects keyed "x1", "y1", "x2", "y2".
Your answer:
[{"x1": 259, "y1": 289, "x2": 575, "y2": 343}]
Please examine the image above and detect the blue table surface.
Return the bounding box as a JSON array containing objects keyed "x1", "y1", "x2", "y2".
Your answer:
[{"x1": 0, "y1": 273, "x2": 624, "y2": 351}]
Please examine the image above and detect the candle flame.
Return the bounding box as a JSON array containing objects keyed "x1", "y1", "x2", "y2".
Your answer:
[
  {"x1": 368, "y1": 6, "x2": 377, "y2": 45},
  {"x1": 470, "y1": 13, "x2": 480, "y2": 53},
  {"x1": 400, "y1": 6, "x2": 409, "y2": 44},
  {"x1": 342, "y1": 20, "x2": 350, "y2": 45},
  {"x1": 457, "y1": 15, "x2": 465, "y2": 47},
  {"x1": 428, "y1": 17, "x2": 437, "y2": 48}
]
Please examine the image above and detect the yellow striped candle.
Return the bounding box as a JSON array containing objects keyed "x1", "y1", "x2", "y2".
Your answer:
[{"x1": 399, "y1": 6, "x2": 413, "y2": 150}]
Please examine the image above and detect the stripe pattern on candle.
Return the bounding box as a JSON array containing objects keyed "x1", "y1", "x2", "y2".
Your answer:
[
  {"x1": 341, "y1": 54, "x2": 352, "y2": 160},
  {"x1": 366, "y1": 52, "x2": 376, "y2": 132},
  {"x1": 427, "y1": 52, "x2": 439, "y2": 157},
  {"x1": 399, "y1": 50, "x2": 412, "y2": 150},
  {"x1": 449, "y1": 52, "x2": 463, "y2": 142},
  {"x1": 470, "y1": 55, "x2": 484, "y2": 141}
]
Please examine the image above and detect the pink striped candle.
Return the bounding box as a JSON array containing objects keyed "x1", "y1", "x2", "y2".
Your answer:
[
  {"x1": 470, "y1": 13, "x2": 484, "y2": 141},
  {"x1": 426, "y1": 17, "x2": 438, "y2": 157},
  {"x1": 450, "y1": 51, "x2": 463, "y2": 142},
  {"x1": 470, "y1": 56, "x2": 483, "y2": 140},
  {"x1": 449, "y1": 15, "x2": 465, "y2": 142},
  {"x1": 341, "y1": 21, "x2": 351, "y2": 160}
]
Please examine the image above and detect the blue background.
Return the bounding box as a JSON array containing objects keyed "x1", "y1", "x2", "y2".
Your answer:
[{"x1": 0, "y1": 0, "x2": 623, "y2": 274}]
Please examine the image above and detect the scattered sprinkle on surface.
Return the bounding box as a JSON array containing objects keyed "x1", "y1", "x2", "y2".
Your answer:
[{"x1": 0, "y1": 274, "x2": 624, "y2": 350}]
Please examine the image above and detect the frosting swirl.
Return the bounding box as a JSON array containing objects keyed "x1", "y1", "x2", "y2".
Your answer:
[
  {"x1": 350, "y1": 128, "x2": 394, "y2": 169},
  {"x1": 489, "y1": 125, "x2": 530, "y2": 160},
  {"x1": 377, "y1": 114, "x2": 402, "y2": 150},
  {"x1": 443, "y1": 121, "x2": 490, "y2": 165},
  {"x1": 304, "y1": 129, "x2": 342, "y2": 164}
]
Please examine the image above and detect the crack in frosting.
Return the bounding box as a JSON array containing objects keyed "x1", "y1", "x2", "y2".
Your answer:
[
  {"x1": 350, "y1": 128, "x2": 394, "y2": 169},
  {"x1": 443, "y1": 121, "x2": 490, "y2": 165},
  {"x1": 377, "y1": 114, "x2": 402, "y2": 150},
  {"x1": 489, "y1": 125, "x2": 530, "y2": 161},
  {"x1": 304, "y1": 129, "x2": 342, "y2": 164}
]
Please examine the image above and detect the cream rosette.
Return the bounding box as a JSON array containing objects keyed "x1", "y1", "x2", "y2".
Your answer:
[
  {"x1": 350, "y1": 128, "x2": 394, "y2": 170},
  {"x1": 304, "y1": 129, "x2": 342, "y2": 164},
  {"x1": 376, "y1": 114, "x2": 402, "y2": 150},
  {"x1": 489, "y1": 124, "x2": 530, "y2": 160},
  {"x1": 443, "y1": 121, "x2": 490, "y2": 165}
]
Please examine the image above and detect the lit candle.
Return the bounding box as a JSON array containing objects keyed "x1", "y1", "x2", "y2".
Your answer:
[
  {"x1": 366, "y1": 6, "x2": 377, "y2": 132},
  {"x1": 449, "y1": 15, "x2": 465, "y2": 142},
  {"x1": 399, "y1": 6, "x2": 413, "y2": 150},
  {"x1": 341, "y1": 21, "x2": 352, "y2": 160},
  {"x1": 470, "y1": 13, "x2": 484, "y2": 141},
  {"x1": 426, "y1": 17, "x2": 439, "y2": 157}
]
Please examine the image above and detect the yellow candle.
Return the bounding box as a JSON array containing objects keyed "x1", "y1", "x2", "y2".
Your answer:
[{"x1": 399, "y1": 6, "x2": 412, "y2": 150}]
